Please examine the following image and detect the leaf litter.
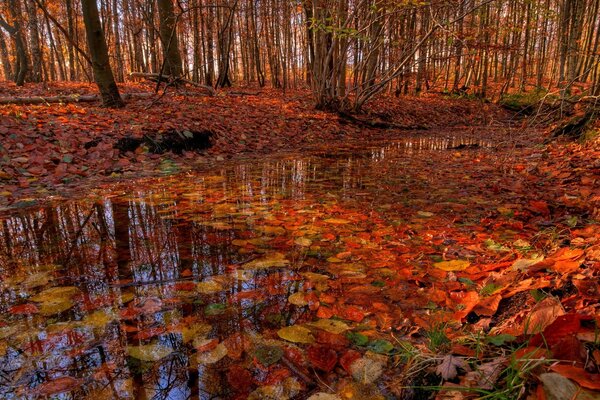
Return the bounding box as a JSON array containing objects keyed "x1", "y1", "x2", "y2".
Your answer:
[{"x1": 0, "y1": 104, "x2": 598, "y2": 398}]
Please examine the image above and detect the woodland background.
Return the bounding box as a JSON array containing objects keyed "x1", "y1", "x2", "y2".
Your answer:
[{"x1": 0, "y1": 0, "x2": 599, "y2": 110}]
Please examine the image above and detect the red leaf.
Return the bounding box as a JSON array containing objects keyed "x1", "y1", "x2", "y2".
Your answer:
[
  {"x1": 9, "y1": 303, "x2": 39, "y2": 315},
  {"x1": 340, "y1": 349, "x2": 361, "y2": 374},
  {"x1": 31, "y1": 377, "x2": 81, "y2": 396},
  {"x1": 227, "y1": 365, "x2": 253, "y2": 392},
  {"x1": 307, "y1": 345, "x2": 338, "y2": 372},
  {"x1": 315, "y1": 330, "x2": 350, "y2": 348}
]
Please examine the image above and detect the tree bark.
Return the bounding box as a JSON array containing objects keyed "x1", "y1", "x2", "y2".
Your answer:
[
  {"x1": 80, "y1": 0, "x2": 124, "y2": 107},
  {"x1": 157, "y1": 0, "x2": 183, "y2": 77}
]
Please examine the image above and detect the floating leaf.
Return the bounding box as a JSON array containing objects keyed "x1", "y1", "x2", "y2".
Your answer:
[
  {"x1": 39, "y1": 298, "x2": 74, "y2": 315},
  {"x1": 82, "y1": 310, "x2": 115, "y2": 329},
  {"x1": 197, "y1": 279, "x2": 224, "y2": 294},
  {"x1": 127, "y1": 344, "x2": 173, "y2": 362},
  {"x1": 204, "y1": 303, "x2": 227, "y2": 316},
  {"x1": 197, "y1": 343, "x2": 228, "y2": 364},
  {"x1": 31, "y1": 376, "x2": 81, "y2": 396},
  {"x1": 181, "y1": 323, "x2": 212, "y2": 343},
  {"x1": 277, "y1": 325, "x2": 315, "y2": 343},
  {"x1": 433, "y1": 260, "x2": 470, "y2": 271},
  {"x1": 350, "y1": 357, "x2": 384, "y2": 384},
  {"x1": 243, "y1": 253, "x2": 290, "y2": 270},
  {"x1": 254, "y1": 344, "x2": 283, "y2": 366},
  {"x1": 288, "y1": 292, "x2": 309, "y2": 306},
  {"x1": 308, "y1": 319, "x2": 350, "y2": 334},
  {"x1": 31, "y1": 286, "x2": 80, "y2": 303}
]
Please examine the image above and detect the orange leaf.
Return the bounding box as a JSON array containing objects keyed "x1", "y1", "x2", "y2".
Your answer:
[{"x1": 550, "y1": 364, "x2": 600, "y2": 390}]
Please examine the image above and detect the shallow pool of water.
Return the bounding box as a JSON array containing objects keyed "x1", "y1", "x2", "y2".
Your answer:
[{"x1": 0, "y1": 134, "x2": 499, "y2": 399}]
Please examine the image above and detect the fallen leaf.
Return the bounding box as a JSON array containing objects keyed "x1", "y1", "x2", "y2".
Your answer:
[
  {"x1": 436, "y1": 354, "x2": 468, "y2": 380},
  {"x1": 277, "y1": 325, "x2": 315, "y2": 344},
  {"x1": 433, "y1": 260, "x2": 470, "y2": 271}
]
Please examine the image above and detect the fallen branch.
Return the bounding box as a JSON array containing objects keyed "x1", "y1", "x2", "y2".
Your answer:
[
  {"x1": 0, "y1": 92, "x2": 154, "y2": 105},
  {"x1": 337, "y1": 111, "x2": 429, "y2": 130},
  {"x1": 129, "y1": 72, "x2": 215, "y2": 96}
]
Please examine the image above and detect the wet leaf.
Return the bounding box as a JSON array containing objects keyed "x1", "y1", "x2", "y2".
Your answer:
[
  {"x1": 197, "y1": 279, "x2": 224, "y2": 294},
  {"x1": 433, "y1": 260, "x2": 470, "y2": 271},
  {"x1": 254, "y1": 344, "x2": 284, "y2": 366},
  {"x1": 82, "y1": 310, "x2": 115, "y2": 329},
  {"x1": 288, "y1": 292, "x2": 309, "y2": 306},
  {"x1": 197, "y1": 342, "x2": 228, "y2": 364},
  {"x1": 30, "y1": 286, "x2": 80, "y2": 303},
  {"x1": 277, "y1": 325, "x2": 315, "y2": 344},
  {"x1": 181, "y1": 323, "x2": 212, "y2": 343},
  {"x1": 243, "y1": 252, "x2": 290, "y2": 269},
  {"x1": 204, "y1": 303, "x2": 227, "y2": 316},
  {"x1": 31, "y1": 376, "x2": 81, "y2": 396},
  {"x1": 127, "y1": 344, "x2": 173, "y2": 362}
]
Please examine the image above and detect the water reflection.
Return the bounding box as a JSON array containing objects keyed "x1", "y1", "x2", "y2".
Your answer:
[{"x1": 0, "y1": 135, "x2": 494, "y2": 399}]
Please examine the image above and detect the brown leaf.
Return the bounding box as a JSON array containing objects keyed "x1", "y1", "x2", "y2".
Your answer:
[{"x1": 436, "y1": 354, "x2": 469, "y2": 380}]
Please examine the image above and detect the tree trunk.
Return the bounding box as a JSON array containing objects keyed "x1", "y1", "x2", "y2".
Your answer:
[
  {"x1": 80, "y1": 0, "x2": 124, "y2": 107},
  {"x1": 157, "y1": 0, "x2": 183, "y2": 77}
]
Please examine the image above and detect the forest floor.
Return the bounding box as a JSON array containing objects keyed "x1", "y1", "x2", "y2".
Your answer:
[
  {"x1": 1, "y1": 82, "x2": 508, "y2": 208},
  {"x1": 1, "y1": 82, "x2": 600, "y2": 399}
]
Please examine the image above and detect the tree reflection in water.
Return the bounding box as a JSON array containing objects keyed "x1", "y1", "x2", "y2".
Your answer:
[{"x1": 0, "y1": 135, "x2": 494, "y2": 399}]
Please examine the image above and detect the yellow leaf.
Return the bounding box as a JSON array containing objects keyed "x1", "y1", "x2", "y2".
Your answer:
[
  {"x1": 324, "y1": 218, "x2": 350, "y2": 224},
  {"x1": 127, "y1": 344, "x2": 173, "y2": 362},
  {"x1": 197, "y1": 280, "x2": 224, "y2": 294},
  {"x1": 433, "y1": 260, "x2": 470, "y2": 271},
  {"x1": 308, "y1": 319, "x2": 350, "y2": 334},
  {"x1": 294, "y1": 237, "x2": 312, "y2": 247},
  {"x1": 288, "y1": 292, "x2": 309, "y2": 306},
  {"x1": 243, "y1": 253, "x2": 290, "y2": 270},
  {"x1": 277, "y1": 326, "x2": 315, "y2": 343}
]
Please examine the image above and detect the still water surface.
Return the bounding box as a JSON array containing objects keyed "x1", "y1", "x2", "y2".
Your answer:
[{"x1": 0, "y1": 134, "x2": 495, "y2": 399}]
